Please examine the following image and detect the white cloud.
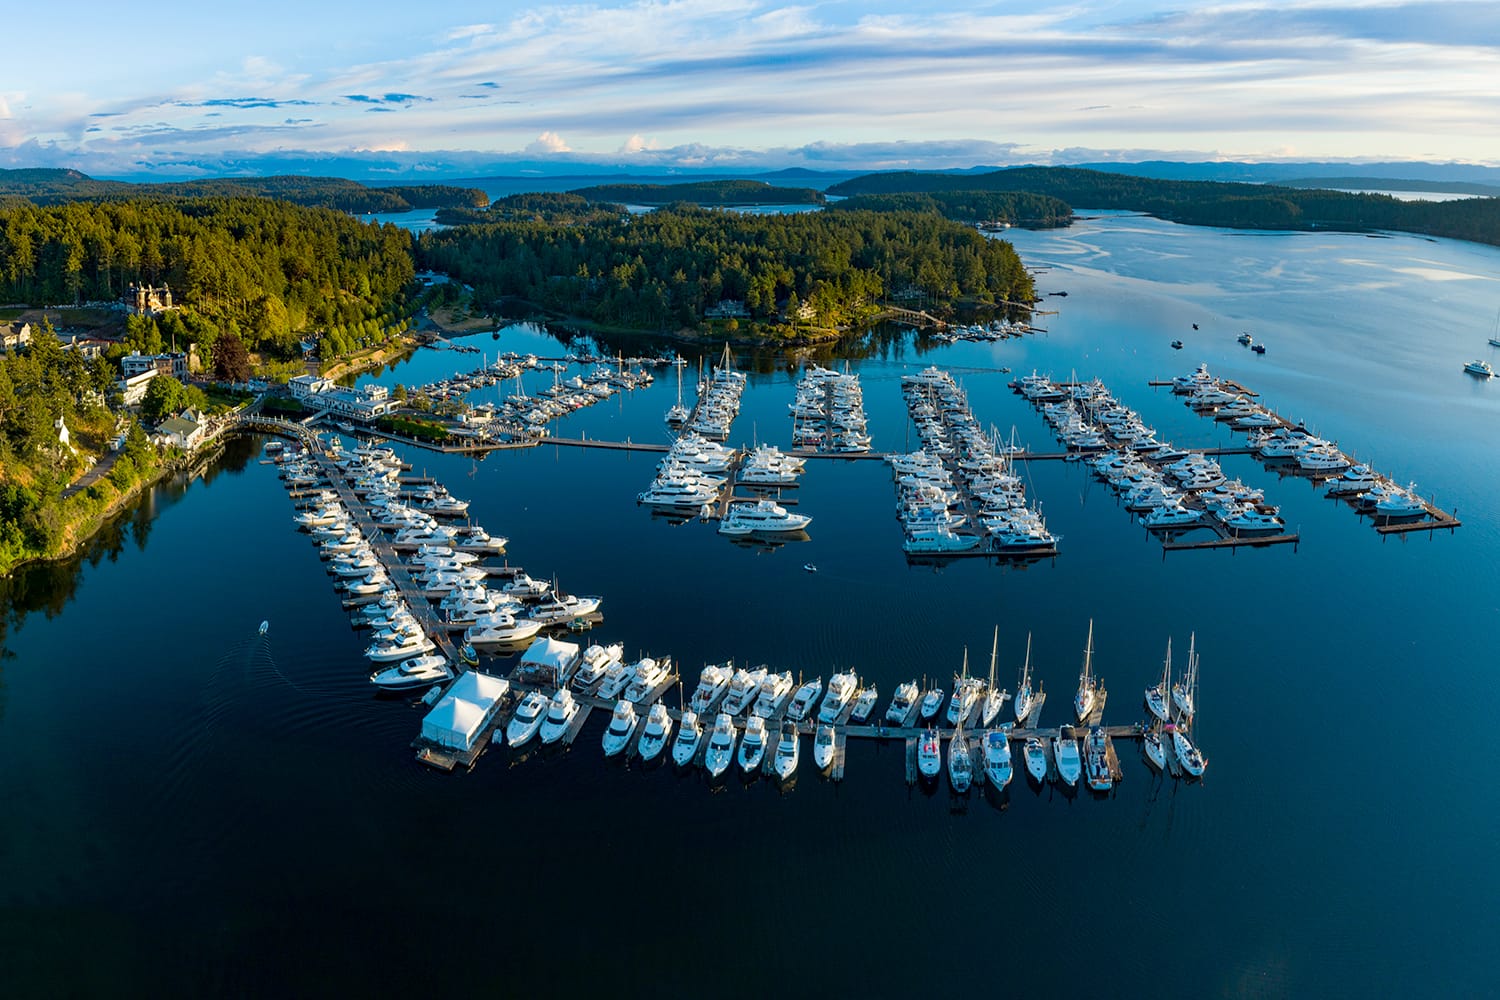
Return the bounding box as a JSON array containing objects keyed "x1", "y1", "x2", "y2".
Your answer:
[
  {"x1": 619, "y1": 134, "x2": 658, "y2": 154},
  {"x1": 524, "y1": 131, "x2": 571, "y2": 154}
]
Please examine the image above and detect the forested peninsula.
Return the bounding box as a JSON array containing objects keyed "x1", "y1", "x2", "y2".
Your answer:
[
  {"x1": 826, "y1": 166, "x2": 1500, "y2": 247},
  {"x1": 570, "y1": 180, "x2": 825, "y2": 206},
  {"x1": 417, "y1": 201, "x2": 1036, "y2": 339},
  {"x1": 0, "y1": 168, "x2": 488, "y2": 214}
]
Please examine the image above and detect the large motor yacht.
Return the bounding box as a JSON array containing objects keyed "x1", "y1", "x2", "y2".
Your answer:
[
  {"x1": 537, "y1": 689, "x2": 579, "y2": 745},
  {"x1": 671, "y1": 709, "x2": 703, "y2": 767},
  {"x1": 885, "y1": 680, "x2": 920, "y2": 724},
  {"x1": 689, "y1": 663, "x2": 733, "y2": 714},
  {"x1": 601, "y1": 700, "x2": 640, "y2": 757},
  {"x1": 786, "y1": 677, "x2": 823, "y2": 721},
  {"x1": 813, "y1": 724, "x2": 838, "y2": 771},
  {"x1": 505, "y1": 691, "x2": 550, "y2": 748},
  {"x1": 983, "y1": 728, "x2": 1013, "y2": 788},
  {"x1": 817, "y1": 671, "x2": 859, "y2": 724},
  {"x1": 716, "y1": 499, "x2": 812, "y2": 535},
  {"x1": 704, "y1": 713, "x2": 738, "y2": 778},
  {"x1": 721, "y1": 666, "x2": 769, "y2": 716},
  {"x1": 750, "y1": 671, "x2": 795, "y2": 718},
  {"x1": 369, "y1": 654, "x2": 451, "y2": 691},
  {"x1": 738, "y1": 716, "x2": 768, "y2": 773},
  {"x1": 636, "y1": 704, "x2": 673, "y2": 762},
  {"x1": 773, "y1": 721, "x2": 800, "y2": 781},
  {"x1": 624, "y1": 656, "x2": 671, "y2": 703},
  {"x1": 1054, "y1": 729, "x2": 1083, "y2": 787}
]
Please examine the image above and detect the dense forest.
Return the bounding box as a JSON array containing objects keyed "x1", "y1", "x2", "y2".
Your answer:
[
  {"x1": 0, "y1": 169, "x2": 488, "y2": 214},
  {"x1": 826, "y1": 167, "x2": 1500, "y2": 247},
  {"x1": 0, "y1": 198, "x2": 416, "y2": 360},
  {"x1": 416, "y1": 205, "x2": 1034, "y2": 334},
  {"x1": 829, "y1": 191, "x2": 1072, "y2": 228},
  {"x1": 570, "y1": 180, "x2": 824, "y2": 206}
]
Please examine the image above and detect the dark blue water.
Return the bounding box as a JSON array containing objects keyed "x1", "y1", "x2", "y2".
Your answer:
[{"x1": 3, "y1": 214, "x2": 1497, "y2": 996}]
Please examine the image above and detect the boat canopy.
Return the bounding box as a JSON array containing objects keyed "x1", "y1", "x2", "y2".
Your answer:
[{"x1": 420, "y1": 672, "x2": 510, "y2": 750}]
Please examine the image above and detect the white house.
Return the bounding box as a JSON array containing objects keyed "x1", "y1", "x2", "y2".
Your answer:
[
  {"x1": 156, "y1": 408, "x2": 207, "y2": 449},
  {"x1": 116, "y1": 369, "x2": 159, "y2": 406}
]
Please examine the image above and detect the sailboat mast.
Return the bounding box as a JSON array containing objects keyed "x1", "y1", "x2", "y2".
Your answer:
[{"x1": 988, "y1": 626, "x2": 998, "y2": 689}]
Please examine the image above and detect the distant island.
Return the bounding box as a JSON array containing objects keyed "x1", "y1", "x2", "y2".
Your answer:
[
  {"x1": 418, "y1": 202, "x2": 1034, "y2": 342},
  {"x1": 825, "y1": 166, "x2": 1500, "y2": 248},
  {"x1": 0, "y1": 168, "x2": 488, "y2": 214},
  {"x1": 569, "y1": 179, "x2": 825, "y2": 206}
]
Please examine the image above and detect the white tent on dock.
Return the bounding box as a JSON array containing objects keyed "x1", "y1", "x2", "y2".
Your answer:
[
  {"x1": 421, "y1": 671, "x2": 510, "y2": 751},
  {"x1": 518, "y1": 636, "x2": 580, "y2": 685}
]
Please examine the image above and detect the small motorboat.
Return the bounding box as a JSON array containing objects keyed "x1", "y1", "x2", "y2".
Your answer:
[
  {"x1": 803, "y1": 563, "x2": 818, "y2": 573},
  {"x1": 1170, "y1": 340, "x2": 1184, "y2": 350},
  {"x1": 1023, "y1": 737, "x2": 1048, "y2": 783},
  {"x1": 813, "y1": 724, "x2": 838, "y2": 771},
  {"x1": 1251, "y1": 344, "x2": 1266, "y2": 354},
  {"x1": 258, "y1": 620, "x2": 269, "y2": 636},
  {"x1": 916, "y1": 727, "x2": 941, "y2": 780}
]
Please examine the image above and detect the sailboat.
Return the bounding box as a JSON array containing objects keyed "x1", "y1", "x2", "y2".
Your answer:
[
  {"x1": 1143, "y1": 720, "x2": 1167, "y2": 771},
  {"x1": 1145, "y1": 638, "x2": 1172, "y2": 724},
  {"x1": 1013, "y1": 632, "x2": 1036, "y2": 724},
  {"x1": 665, "y1": 355, "x2": 689, "y2": 427},
  {"x1": 1074, "y1": 619, "x2": 1099, "y2": 722},
  {"x1": 948, "y1": 719, "x2": 973, "y2": 792},
  {"x1": 1172, "y1": 633, "x2": 1198, "y2": 718},
  {"x1": 979, "y1": 626, "x2": 1006, "y2": 725}
]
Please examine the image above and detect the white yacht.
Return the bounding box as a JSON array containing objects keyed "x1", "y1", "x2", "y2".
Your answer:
[
  {"x1": 919, "y1": 687, "x2": 946, "y2": 722},
  {"x1": 1054, "y1": 729, "x2": 1082, "y2": 787},
  {"x1": 717, "y1": 499, "x2": 812, "y2": 535},
  {"x1": 624, "y1": 656, "x2": 671, "y2": 703},
  {"x1": 817, "y1": 671, "x2": 859, "y2": 724},
  {"x1": 1143, "y1": 726, "x2": 1167, "y2": 771},
  {"x1": 369, "y1": 654, "x2": 451, "y2": 691},
  {"x1": 916, "y1": 727, "x2": 942, "y2": 780},
  {"x1": 689, "y1": 663, "x2": 733, "y2": 714},
  {"x1": 538, "y1": 688, "x2": 579, "y2": 745},
  {"x1": 903, "y1": 525, "x2": 980, "y2": 553},
  {"x1": 704, "y1": 713, "x2": 738, "y2": 777},
  {"x1": 1374, "y1": 484, "x2": 1427, "y2": 518},
  {"x1": 750, "y1": 671, "x2": 794, "y2": 718},
  {"x1": 1463, "y1": 358, "x2": 1494, "y2": 377},
  {"x1": 637, "y1": 704, "x2": 673, "y2": 762},
  {"x1": 464, "y1": 615, "x2": 543, "y2": 646},
  {"x1": 529, "y1": 592, "x2": 603, "y2": 625},
  {"x1": 570, "y1": 642, "x2": 625, "y2": 690},
  {"x1": 1146, "y1": 638, "x2": 1173, "y2": 724},
  {"x1": 721, "y1": 666, "x2": 769, "y2": 716},
  {"x1": 948, "y1": 726, "x2": 974, "y2": 792},
  {"x1": 671, "y1": 709, "x2": 703, "y2": 766},
  {"x1": 1172, "y1": 725, "x2": 1208, "y2": 776},
  {"x1": 596, "y1": 660, "x2": 635, "y2": 701},
  {"x1": 1023, "y1": 737, "x2": 1048, "y2": 783},
  {"x1": 506, "y1": 691, "x2": 549, "y2": 747},
  {"x1": 365, "y1": 632, "x2": 436, "y2": 663},
  {"x1": 813, "y1": 724, "x2": 838, "y2": 771},
  {"x1": 1013, "y1": 634, "x2": 1036, "y2": 724},
  {"x1": 787, "y1": 677, "x2": 823, "y2": 722},
  {"x1": 1325, "y1": 464, "x2": 1380, "y2": 496},
  {"x1": 773, "y1": 721, "x2": 800, "y2": 780},
  {"x1": 601, "y1": 699, "x2": 639, "y2": 757},
  {"x1": 1074, "y1": 620, "x2": 1099, "y2": 722},
  {"x1": 946, "y1": 674, "x2": 981, "y2": 727},
  {"x1": 499, "y1": 572, "x2": 550, "y2": 600},
  {"x1": 638, "y1": 480, "x2": 718, "y2": 510},
  {"x1": 1173, "y1": 634, "x2": 1199, "y2": 719},
  {"x1": 983, "y1": 728, "x2": 1014, "y2": 788},
  {"x1": 886, "y1": 680, "x2": 920, "y2": 724},
  {"x1": 850, "y1": 685, "x2": 879, "y2": 723},
  {"x1": 738, "y1": 716, "x2": 768, "y2": 773}
]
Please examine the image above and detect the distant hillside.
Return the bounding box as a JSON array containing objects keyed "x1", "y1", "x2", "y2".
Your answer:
[
  {"x1": 829, "y1": 191, "x2": 1072, "y2": 228},
  {"x1": 570, "y1": 179, "x2": 824, "y2": 206},
  {"x1": 827, "y1": 167, "x2": 1500, "y2": 247},
  {"x1": 0, "y1": 168, "x2": 488, "y2": 213},
  {"x1": 1278, "y1": 176, "x2": 1500, "y2": 197}
]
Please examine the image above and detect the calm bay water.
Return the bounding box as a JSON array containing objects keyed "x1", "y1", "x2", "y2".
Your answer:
[{"x1": 3, "y1": 214, "x2": 1498, "y2": 996}]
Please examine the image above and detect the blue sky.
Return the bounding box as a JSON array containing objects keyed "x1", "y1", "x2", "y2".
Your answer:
[{"x1": 3, "y1": 0, "x2": 1498, "y2": 177}]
